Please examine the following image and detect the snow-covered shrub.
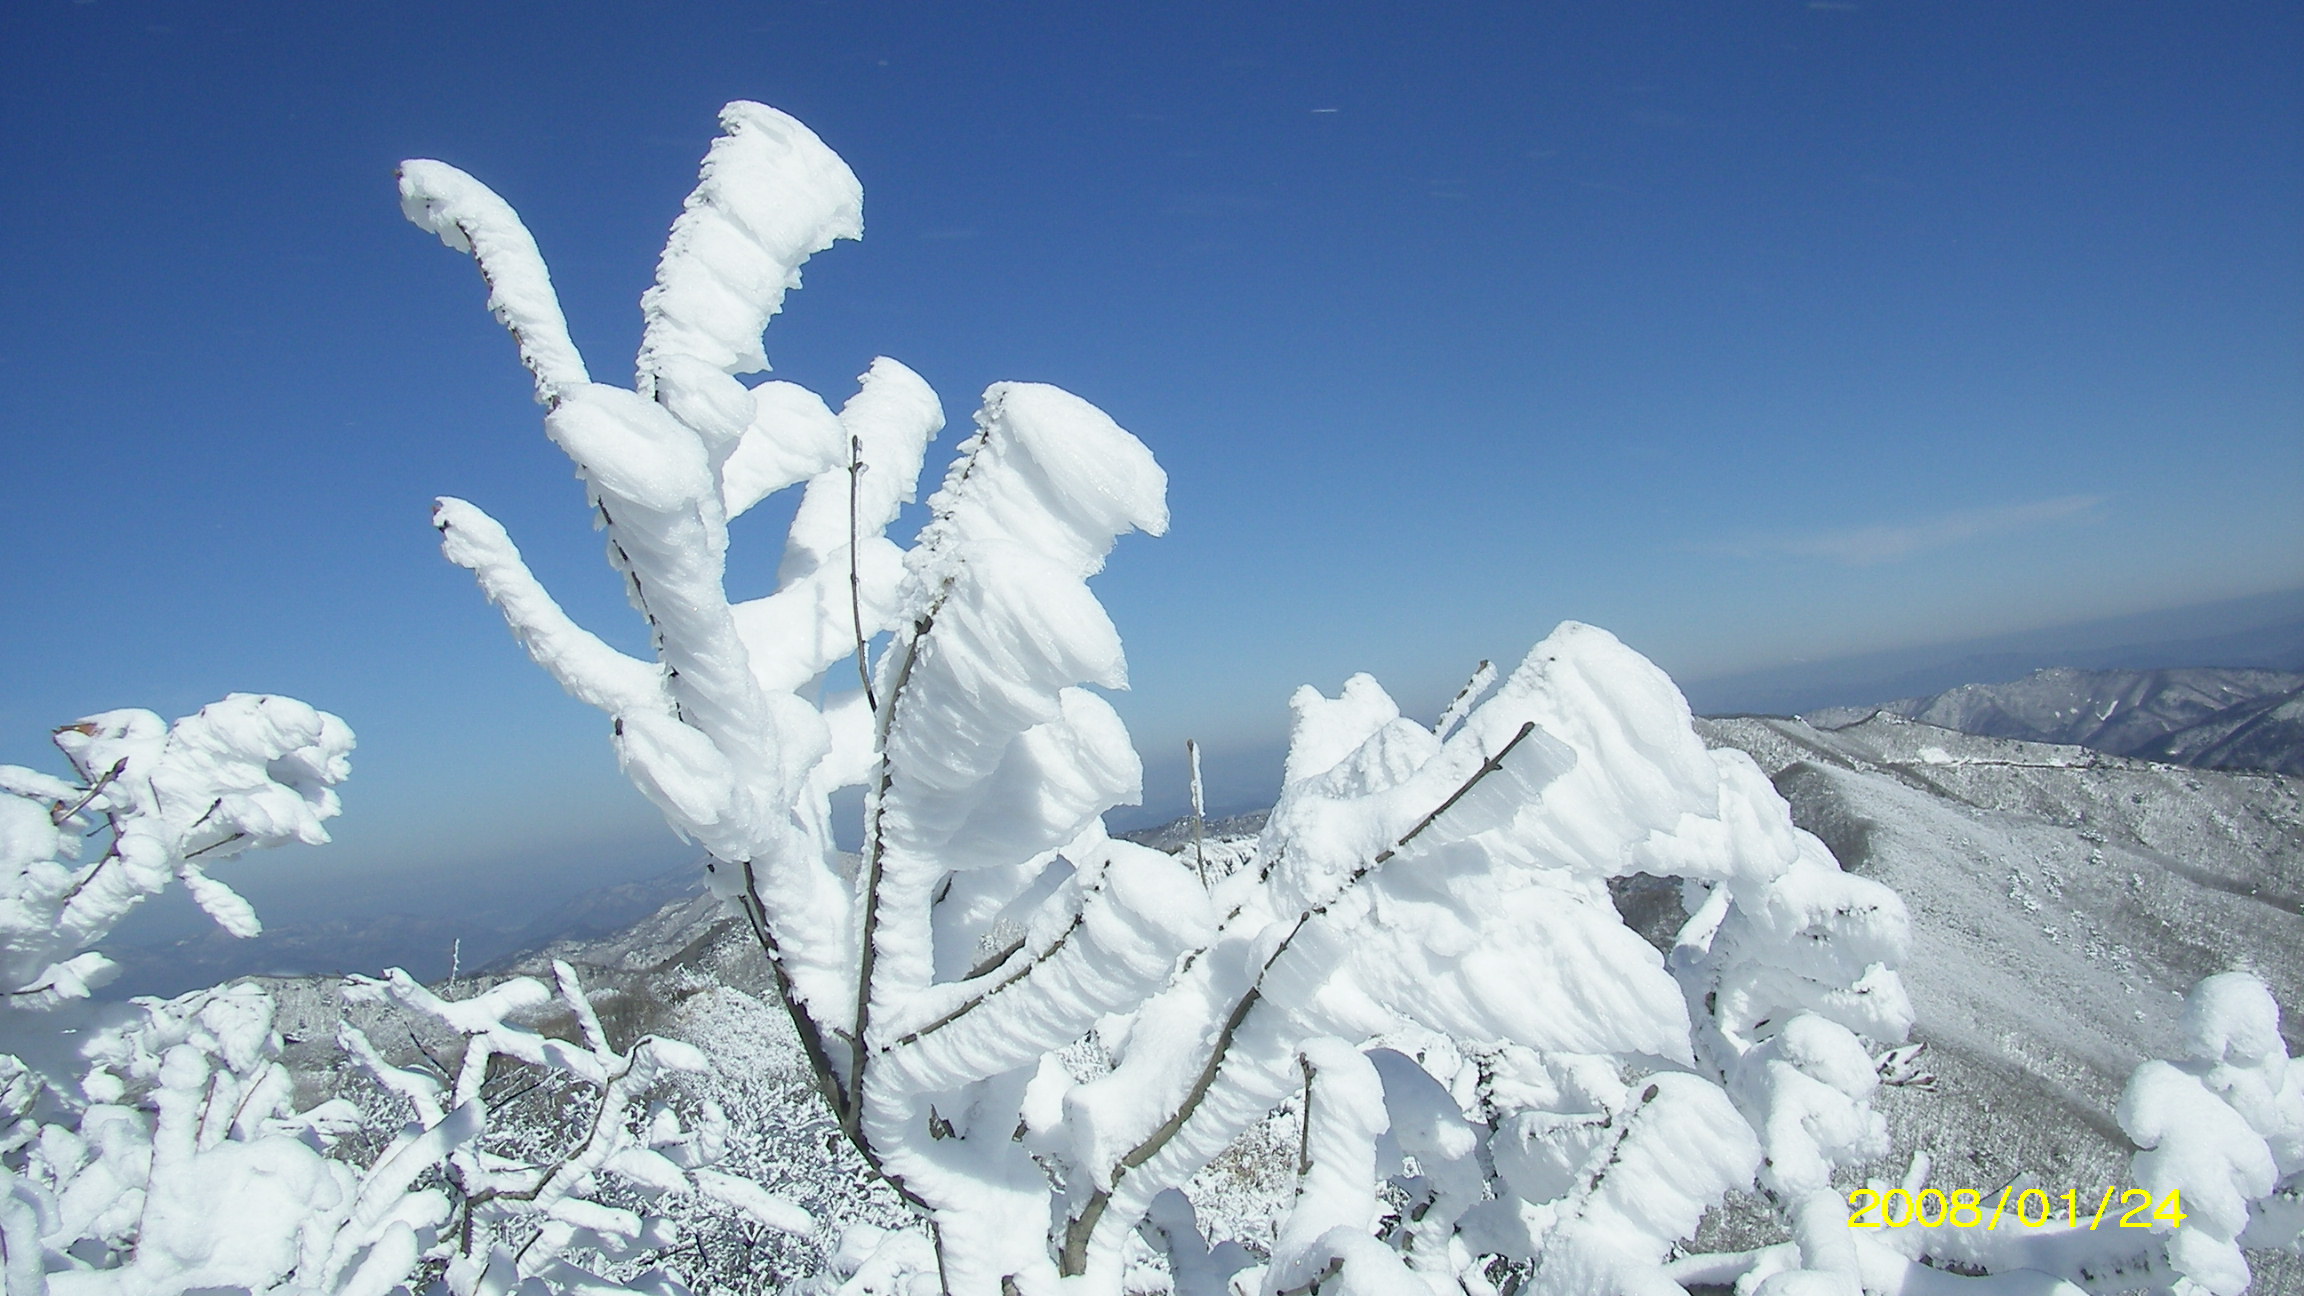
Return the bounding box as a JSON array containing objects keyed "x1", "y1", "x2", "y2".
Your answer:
[
  {"x1": 404, "y1": 102, "x2": 1941, "y2": 1296},
  {"x1": 2119, "y1": 971, "x2": 2304, "y2": 1296},
  {"x1": 0, "y1": 694, "x2": 354, "y2": 1290},
  {"x1": 335, "y1": 960, "x2": 815, "y2": 1293},
  {"x1": 6, "y1": 957, "x2": 802, "y2": 1294},
  {"x1": 0, "y1": 698, "x2": 807, "y2": 1294},
  {"x1": 1675, "y1": 969, "x2": 2300, "y2": 1296},
  {"x1": 0, "y1": 694, "x2": 353, "y2": 1006}
]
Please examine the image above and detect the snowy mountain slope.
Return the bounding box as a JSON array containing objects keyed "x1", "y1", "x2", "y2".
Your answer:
[
  {"x1": 2147, "y1": 686, "x2": 2304, "y2": 774},
  {"x1": 1698, "y1": 714, "x2": 2303, "y2": 1207},
  {"x1": 1803, "y1": 666, "x2": 2304, "y2": 774}
]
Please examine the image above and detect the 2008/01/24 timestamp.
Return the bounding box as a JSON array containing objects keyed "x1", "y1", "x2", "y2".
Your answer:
[{"x1": 1848, "y1": 1186, "x2": 2189, "y2": 1232}]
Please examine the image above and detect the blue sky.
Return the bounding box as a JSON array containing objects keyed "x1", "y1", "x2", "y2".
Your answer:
[{"x1": 3, "y1": 1, "x2": 2299, "y2": 916}]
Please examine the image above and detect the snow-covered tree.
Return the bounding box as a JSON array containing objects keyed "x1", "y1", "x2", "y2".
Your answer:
[
  {"x1": 402, "y1": 102, "x2": 1949, "y2": 1296},
  {"x1": 2118, "y1": 972, "x2": 2303, "y2": 1296},
  {"x1": 0, "y1": 698, "x2": 808, "y2": 1293},
  {"x1": 0, "y1": 695, "x2": 353, "y2": 1008},
  {"x1": 0, "y1": 693, "x2": 361, "y2": 1289}
]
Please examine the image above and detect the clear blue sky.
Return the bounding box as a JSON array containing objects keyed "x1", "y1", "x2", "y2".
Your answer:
[{"x1": 3, "y1": 2, "x2": 2299, "y2": 914}]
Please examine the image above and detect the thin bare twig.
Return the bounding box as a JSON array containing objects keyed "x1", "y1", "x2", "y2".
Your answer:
[
  {"x1": 847, "y1": 433, "x2": 878, "y2": 712},
  {"x1": 885, "y1": 905, "x2": 1091, "y2": 1050},
  {"x1": 50, "y1": 758, "x2": 126, "y2": 827},
  {"x1": 408, "y1": 1027, "x2": 453, "y2": 1081},
  {"x1": 182, "y1": 832, "x2": 249, "y2": 861}
]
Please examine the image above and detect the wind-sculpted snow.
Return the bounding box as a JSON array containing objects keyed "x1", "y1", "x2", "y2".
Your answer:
[
  {"x1": 636, "y1": 101, "x2": 863, "y2": 388},
  {"x1": 386, "y1": 102, "x2": 2304, "y2": 1296},
  {"x1": 0, "y1": 695, "x2": 353, "y2": 1005},
  {"x1": 1025, "y1": 625, "x2": 1929, "y2": 1295},
  {"x1": 397, "y1": 160, "x2": 589, "y2": 405},
  {"x1": 1510, "y1": 1074, "x2": 1759, "y2": 1296},
  {"x1": 433, "y1": 499, "x2": 674, "y2": 719},
  {"x1": 738, "y1": 358, "x2": 940, "y2": 697},
  {"x1": 2118, "y1": 973, "x2": 2304, "y2": 1295}
]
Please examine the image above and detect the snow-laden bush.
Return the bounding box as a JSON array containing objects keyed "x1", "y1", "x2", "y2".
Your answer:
[
  {"x1": 0, "y1": 700, "x2": 808, "y2": 1293},
  {"x1": 0, "y1": 695, "x2": 353, "y2": 1007},
  {"x1": 403, "y1": 103, "x2": 1946, "y2": 1296},
  {"x1": 2118, "y1": 972, "x2": 2304, "y2": 1296}
]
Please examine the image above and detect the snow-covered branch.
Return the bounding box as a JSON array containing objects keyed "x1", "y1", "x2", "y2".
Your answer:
[{"x1": 0, "y1": 695, "x2": 353, "y2": 1008}]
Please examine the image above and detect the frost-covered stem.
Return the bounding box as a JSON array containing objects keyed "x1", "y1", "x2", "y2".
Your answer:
[
  {"x1": 847, "y1": 411, "x2": 1007, "y2": 1117},
  {"x1": 1188, "y1": 739, "x2": 1206, "y2": 886},
  {"x1": 729, "y1": 859, "x2": 935, "y2": 1218},
  {"x1": 54, "y1": 843, "x2": 121, "y2": 909},
  {"x1": 1063, "y1": 723, "x2": 1540, "y2": 1275},
  {"x1": 851, "y1": 583, "x2": 955, "y2": 1113},
  {"x1": 395, "y1": 159, "x2": 591, "y2": 406},
  {"x1": 1295, "y1": 1055, "x2": 1315, "y2": 1177},
  {"x1": 848, "y1": 433, "x2": 879, "y2": 712},
  {"x1": 181, "y1": 831, "x2": 246, "y2": 860},
  {"x1": 849, "y1": 422, "x2": 995, "y2": 1061},
  {"x1": 1434, "y1": 659, "x2": 1495, "y2": 740},
  {"x1": 49, "y1": 755, "x2": 124, "y2": 826},
  {"x1": 884, "y1": 907, "x2": 1091, "y2": 1049},
  {"x1": 730, "y1": 863, "x2": 851, "y2": 1120}
]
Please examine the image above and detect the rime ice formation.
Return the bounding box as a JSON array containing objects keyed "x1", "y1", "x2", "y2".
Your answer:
[
  {"x1": 390, "y1": 102, "x2": 1977, "y2": 1296},
  {"x1": 0, "y1": 695, "x2": 354, "y2": 1007},
  {"x1": 2121, "y1": 973, "x2": 2304, "y2": 1296},
  {"x1": 0, "y1": 688, "x2": 810, "y2": 1294}
]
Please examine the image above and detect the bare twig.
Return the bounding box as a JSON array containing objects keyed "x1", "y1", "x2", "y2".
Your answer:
[
  {"x1": 182, "y1": 831, "x2": 249, "y2": 861},
  {"x1": 1187, "y1": 739, "x2": 1207, "y2": 888},
  {"x1": 847, "y1": 433, "x2": 878, "y2": 712},
  {"x1": 886, "y1": 904, "x2": 1092, "y2": 1050},
  {"x1": 1296, "y1": 1055, "x2": 1316, "y2": 1177},
  {"x1": 408, "y1": 1027, "x2": 453, "y2": 1081},
  {"x1": 727, "y1": 862, "x2": 851, "y2": 1126},
  {"x1": 723, "y1": 861, "x2": 935, "y2": 1217},
  {"x1": 50, "y1": 758, "x2": 126, "y2": 827}
]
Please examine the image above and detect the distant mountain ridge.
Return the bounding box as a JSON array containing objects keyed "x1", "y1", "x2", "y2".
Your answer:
[
  {"x1": 1805, "y1": 666, "x2": 2304, "y2": 775},
  {"x1": 1679, "y1": 586, "x2": 2304, "y2": 718}
]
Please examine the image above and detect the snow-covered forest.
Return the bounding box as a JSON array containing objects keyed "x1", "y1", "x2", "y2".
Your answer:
[{"x1": 2, "y1": 104, "x2": 2298, "y2": 1296}]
